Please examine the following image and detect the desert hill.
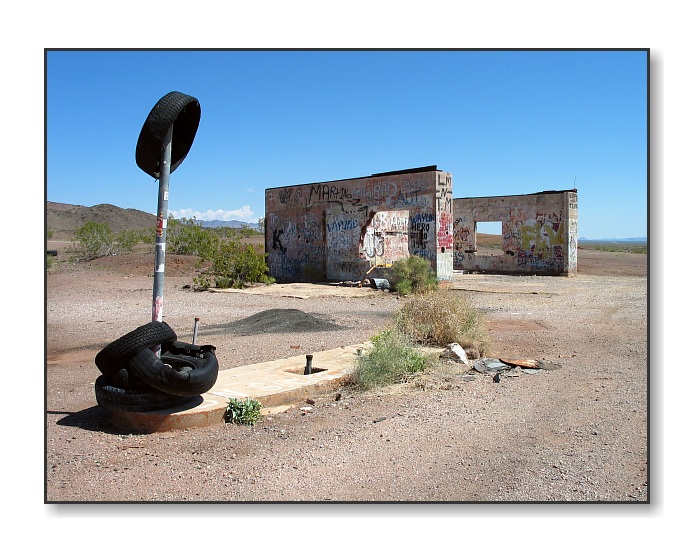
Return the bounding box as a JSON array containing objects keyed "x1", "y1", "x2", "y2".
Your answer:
[{"x1": 47, "y1": 202, "x2": 155, "y2": 238}]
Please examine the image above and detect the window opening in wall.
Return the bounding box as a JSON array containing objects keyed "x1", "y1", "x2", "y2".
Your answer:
[{"x1": 476, "y1": 221, "x2": 503, "y2": 255}]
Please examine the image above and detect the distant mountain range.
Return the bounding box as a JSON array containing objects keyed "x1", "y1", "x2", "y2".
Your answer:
[
  {"x1": 200, "y1": 219, "x2": 261, "y2": 231},
  {"x1": 47, "y1": 202, "x2": 261, "y2": 233},
  {"x1": 579, "y1": 237, "x2": 647, "y2": 243}
]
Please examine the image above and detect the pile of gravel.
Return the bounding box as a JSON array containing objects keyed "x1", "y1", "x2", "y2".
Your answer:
[{"x1": 221, "y1": 309, "x2": 347, "y2": 336}]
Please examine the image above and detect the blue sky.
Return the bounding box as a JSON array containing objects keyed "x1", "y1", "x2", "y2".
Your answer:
[{"x1": 46, "y1": 49, "x2": 647, "y2": 239}]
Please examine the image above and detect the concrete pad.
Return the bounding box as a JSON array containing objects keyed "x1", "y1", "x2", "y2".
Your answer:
[
  {"x1": 209, "y1": 282, "x2": 378, "y2": 298},
  {"x1": 104, "y1": 343, "x2": 370, "y2": 434}
]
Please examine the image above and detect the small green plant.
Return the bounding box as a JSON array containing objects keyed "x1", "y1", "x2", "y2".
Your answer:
[
  {"x1": 224, "y1": 398, "x2": 262, "y2": 425},
  {"x1": 387, "y1": 255, "x2": 438, "y2": 295},
  {"x1": 395, "y1": 289, "x2": 491, "y2": 355},
  {"x1": 352, "y1": 329, "x2": 429, "y2": 390}
]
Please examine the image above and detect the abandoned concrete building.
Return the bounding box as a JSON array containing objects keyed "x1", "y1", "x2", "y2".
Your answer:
[
  {"x1": 264, "y1": 166, "x2": 578, "y2": 282},
  {"x1": 453, "y1": 189, "x2": 578, "y2": 276},
  {"x1": 265, "y1": 166, "x2": 454, "y2": 283}
]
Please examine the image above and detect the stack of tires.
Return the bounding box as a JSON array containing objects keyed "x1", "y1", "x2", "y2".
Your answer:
[{"x1": 94, "y1": 321, "x2": 218, "y2": 412}]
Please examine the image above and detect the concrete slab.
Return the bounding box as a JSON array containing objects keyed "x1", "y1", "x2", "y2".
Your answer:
[
  {"x1": 209, "y1": 282, "x2": 379, "y2": 298},
  {"x1": 104, "y1": 343, "x2": 370, "y2": 434}
]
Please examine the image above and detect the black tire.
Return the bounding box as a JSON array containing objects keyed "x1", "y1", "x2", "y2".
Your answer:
[
  {"x1": 109, "y1": 367, "x2": 148, "y2": 389},
  {"x1": 135, "y1": 91, "x2": 201, "y2": 179},
  {"x1": 95, "y1": 321, "x2": 177, "y2": 375},
  {"x1": 47, "y1": 249, "x2": 58, "y2": 256},
  {"x1": 127, "y1": 342, "x2": 219, "y2": 397},
  {"x1": 94, "y1": 375, "x2": 194, "y2": 412}
]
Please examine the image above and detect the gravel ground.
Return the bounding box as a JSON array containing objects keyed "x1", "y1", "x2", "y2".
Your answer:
[{"x1": 44, "y1": 251, "x2": 649, "y2": 505}]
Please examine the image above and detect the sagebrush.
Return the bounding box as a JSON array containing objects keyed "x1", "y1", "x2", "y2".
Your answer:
[
  {"x1": 395, "y1": 289, "x2": 491, "y2": 355},
  {"x1": 71, "y1": 222, "x2": 149, "y2": 261}
]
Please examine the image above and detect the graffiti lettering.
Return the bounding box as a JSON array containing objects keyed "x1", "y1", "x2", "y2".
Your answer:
[
  {"x1": 272, "y1": 228, "x2": 287, "y2": 253},
  {"x1": 309, "y1": 184, "x2": 355, "y2": 205}
]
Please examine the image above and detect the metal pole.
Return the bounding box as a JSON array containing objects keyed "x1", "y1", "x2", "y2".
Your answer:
[
  {"x1": 192, "y1": 317, "x2": 200, "y2": 345},
  {"x1": 152, "y1": 125, "x2": 173, "y2": 324},
  {"x1": 304, "y1": 354, "x2": 313, "y2": 375}
]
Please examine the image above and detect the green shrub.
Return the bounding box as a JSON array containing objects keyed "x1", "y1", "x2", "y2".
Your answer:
[
  {"x1": 224, "y1": 398, "x2": 262, "y2": 425},
  {"x1": 387, "y1": 256, "x2": 438, "y2": 295},
  {"x1": 72, "y1": 222, "x2": 151, "y2": 260},
  {"x1": 194, "y1": 238, "x2": 273, "y2": 290},
  {"x1": 167, "y1": 217, "x2": 220, "y2": 259},
  {"x1": 394, "y1": 289, "x2": 491, "y2": 355},
  {"x1": 114, "y1": 229, "x2": 143, "y2": 253},
  {"x1": 72, "y1": 222, "x2": 115, "y2": 260},
  {"x1": 352, "y1": 330, "x2": 429, "y2": 390}
]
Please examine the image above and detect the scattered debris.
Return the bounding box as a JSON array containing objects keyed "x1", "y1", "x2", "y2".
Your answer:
[
  {"x1": 335, "y1": 393, "x2": 342, "y2": 401},
  {"x1": 305, "y1": 398, "x2": 315, "y2": 405},
  {"x1": 468, "y1": 356, "x2": 561, "y2": 382},
  {"x1": 440, "y1": 343, "x2": 471, "y2": 367},
  {"x1": 373, "y1": 417, "x2": 387, "y2": 423},
  {"x1": 474, "y1": 358, "x2": 511, "y2": 374},
  {"x1": 499, "y1": 358, "x2": 541, "y2": 369},
  {"x1": 369, "y1": 278, "x2": 390, "y2": 290}
]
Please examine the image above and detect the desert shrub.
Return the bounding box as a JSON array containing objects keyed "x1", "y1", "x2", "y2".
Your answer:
[
  {"x1": 72, "y1": 222, "x2": 115, "y2": 260},
  {"x1": 394, "y1": 289, "x2": 491, "y2": 355},
  {"x1": 167, "y1": 217, "x2": 220, "y2": 259},
  {"x1": 352, "y1": 330, "x2": 429, "y2": 390},
  {"x1": 113, "y1": 229, "x2": 143, "y2": 252},
  {"x1": 72, "y1": 222, "x2": 151, "y2": 260},
  {"x1": 224, "y1": 398, "x2": 262, "y2": 425},
  {"x1": 387, "y1": 256, "x2": 438, "y2": 295},
  {"x1": 194, "y1": 238, "x2": 273, "y2": 290}
]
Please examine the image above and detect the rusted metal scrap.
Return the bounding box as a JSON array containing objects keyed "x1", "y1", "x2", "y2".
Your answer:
[{"x1": 499, "y1": 358, "x2": 542, "y2": 369}]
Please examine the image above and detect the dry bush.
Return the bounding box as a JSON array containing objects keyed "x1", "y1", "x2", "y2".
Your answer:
[{"x1": 394, "y1": 289, "x2": 491, "y2": 355}]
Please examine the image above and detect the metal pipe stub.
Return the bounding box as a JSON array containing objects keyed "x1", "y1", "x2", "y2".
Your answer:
[{"x1": 304, "y1": 354, "x2": 313, "y2": 375}]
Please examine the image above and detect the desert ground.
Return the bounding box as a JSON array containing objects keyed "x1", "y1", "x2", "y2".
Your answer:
[{"x1": 45, "y1": 243, "x2": 648, "y2": 503}]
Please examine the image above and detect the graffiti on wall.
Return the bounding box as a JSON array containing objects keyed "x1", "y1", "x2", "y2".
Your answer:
[
  {"x1": 520, "y1": 220, "x2": 565, "y2": 259},
  {"x1": 362, "y1": 210, "x2": 410, "y2": 264},
  {"x1": 266, "y1": 171, "x2": 453, "y2": 281}
]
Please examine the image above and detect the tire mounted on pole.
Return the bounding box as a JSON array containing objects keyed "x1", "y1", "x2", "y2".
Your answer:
[{"x1": 135, "y1": 91, "x2": 201, "y2": 179}]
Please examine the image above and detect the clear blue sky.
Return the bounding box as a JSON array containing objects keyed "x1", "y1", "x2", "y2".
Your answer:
[{"x1": 46, "y1": 49, "x2": 647, "y2": 239}]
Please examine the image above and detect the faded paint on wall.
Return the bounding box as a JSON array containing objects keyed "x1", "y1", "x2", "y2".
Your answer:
[
  {"x1": 452, "y1": 190, "x2": 578, "y2": 276},
  {"x1": 265, "y1": 167, "x2": 454, "y2": 282}
]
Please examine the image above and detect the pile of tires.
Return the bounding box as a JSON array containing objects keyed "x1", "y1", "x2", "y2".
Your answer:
[{"x1": 94, "y1": 321, "x2": 218, "y2": 412}]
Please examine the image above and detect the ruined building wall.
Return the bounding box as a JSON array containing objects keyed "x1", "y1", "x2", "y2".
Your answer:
[
  {"x1": 452, "y1": 190, "x2": 578, "y2": 276},
  {"x1": 265, "y1": 168, "x2": 453, "y2": 282}
]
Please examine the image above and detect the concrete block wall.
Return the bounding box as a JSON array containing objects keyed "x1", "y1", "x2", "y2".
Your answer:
[
  {"x1": 452, "y1": 190, "x2": 578, "y2": 276},
  {"x1": 265, "y1": 166, "x2": 454, "y2": 282}
]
